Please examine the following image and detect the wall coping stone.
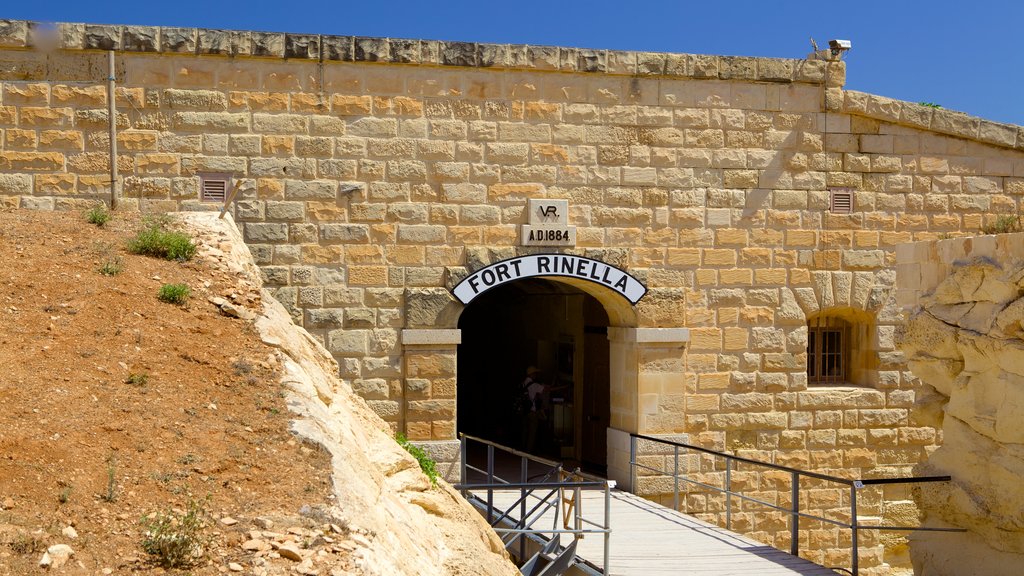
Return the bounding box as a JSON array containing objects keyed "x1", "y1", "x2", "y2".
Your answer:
[
  {"x1": 0, "y1": 19, "x2": 840, "y2": 85},
  {"x1": 895, "y1": 232, "x2": 1024, "y2": 310},
  {"x1": 839, "y1": 89, "x2": 1024, "y2": 151},
  {"x1": 402, "y1": 329, "x2": 462, "y2": 346}
]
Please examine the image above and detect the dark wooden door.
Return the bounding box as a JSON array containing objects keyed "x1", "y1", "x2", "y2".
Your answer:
[{"x1": 581, "y1": 330, "x2": 610, "y2": 470}]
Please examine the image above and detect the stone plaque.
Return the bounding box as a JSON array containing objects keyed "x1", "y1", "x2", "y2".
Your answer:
[{"x1": 522, "y1": 199, "x2": 575, "y2": 246}]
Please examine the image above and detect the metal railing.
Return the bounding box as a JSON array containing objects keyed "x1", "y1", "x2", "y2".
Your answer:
[
  {"x1": 630, "y1": 433, "x2": 964, "y2": 576},
  {"x1": 456, "y1": 434, "x2": 613, "y2": 575}
]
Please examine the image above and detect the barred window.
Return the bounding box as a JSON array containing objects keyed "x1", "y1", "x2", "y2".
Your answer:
[{"x1": 807, "y1": 316, "x2": 851, "y2": 385}]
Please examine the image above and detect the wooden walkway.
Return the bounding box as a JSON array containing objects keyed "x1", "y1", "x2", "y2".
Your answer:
[{"x1": 480, "y1": 488, "x2": 839, "y2": 576}]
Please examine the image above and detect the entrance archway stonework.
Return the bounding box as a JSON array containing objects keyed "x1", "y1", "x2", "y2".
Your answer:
[
  {"x1": 400, "y1": 328, "x2": 463, "y2": 480},
  {"x1": 400, "y1": 250, "x2": 689, "y2": 482},
  {"x1": 605, "y1": 327, "x2": 690, "y2": 491}
]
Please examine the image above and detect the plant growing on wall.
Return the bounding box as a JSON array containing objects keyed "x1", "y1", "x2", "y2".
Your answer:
[{"x1": 981, "y1": 214, "x2": 1022, "y2": 235}]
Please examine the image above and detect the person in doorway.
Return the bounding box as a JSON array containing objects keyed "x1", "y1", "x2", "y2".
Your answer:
[{"x1": 522, "y1": 366, "x2": 547, "y2": 453}]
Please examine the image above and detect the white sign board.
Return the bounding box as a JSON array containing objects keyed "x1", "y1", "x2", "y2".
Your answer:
[{"x1": 452, "y1": 254, "x2": 647, "y2": 305}]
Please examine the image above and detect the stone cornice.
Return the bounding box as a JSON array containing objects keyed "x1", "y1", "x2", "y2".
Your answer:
[
  {"x1": 837, "y1": 89, "x2": 1024, "y2": 152},
  {"x1": 0, "y1": 19, "x2": 841, "y2": 86}
]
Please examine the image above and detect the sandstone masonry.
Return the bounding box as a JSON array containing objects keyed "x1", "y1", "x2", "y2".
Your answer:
[{"x1": 2, "y1": 19, "x2": 1023, "y2": 573}]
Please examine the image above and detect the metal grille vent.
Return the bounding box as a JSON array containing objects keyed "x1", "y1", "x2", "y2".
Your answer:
[
  {"x1": 199, "y1": 173, "x2": 231, "y2": 203},
  {"x1": 830, "y1": 189, "x2": 853, "y2": 214}
]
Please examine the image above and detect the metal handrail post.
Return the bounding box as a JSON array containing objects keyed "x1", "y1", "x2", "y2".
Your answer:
[
  {"x1": 790, "y1": 471, "x2": 800, "y2": 556},
  {"x1": 520, "y1": 456, "x2": 527, "y2": 562},
  {"x1": 725, "y1": 457, "x2": 733, "y2": 530},
  {"x1": 604, "y1": 480, "x2": 611, "y2": 575},
  {"x1": 574, "y1": 486, "x2": 582, "y2": 539},
  {"x1": 673, "y1": 445, "x2": 679, "y2": 511},
  {"x1": 850, "y1": 485, "x2": 859, "y2": 576},
  {"x1": 487, "y1": 444, "x2": 495, "y2": 524},
  {"x1": 460, "y1": 435, "x2": 468, "y2": 490},
  {"x1": 629, "y1": 434, "x2": 637, "y2": 493}
]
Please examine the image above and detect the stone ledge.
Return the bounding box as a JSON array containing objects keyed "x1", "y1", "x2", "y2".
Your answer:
[
  {"x1": 401, "y1": 329, "x2": 462, "y2": 346},
  {"x1": 0, "y1": 19, "x2": 838, "y2": 85},
  {"x1": 608, "y1": 327, "x2": 690, "y2": 345},
  {"x1": 840, "y1": 90, "x2": 1023, "y2": 151}
]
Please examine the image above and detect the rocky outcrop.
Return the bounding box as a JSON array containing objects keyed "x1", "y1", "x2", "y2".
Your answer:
[
  {"x1": 181, "y1": 212, "x2": 518, "y2": 576},
  {"x1": 897, "y1": 234, "x2": 1024, "y2": 576}
]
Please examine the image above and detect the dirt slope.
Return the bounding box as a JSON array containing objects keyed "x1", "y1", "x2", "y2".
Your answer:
[{"x1": 0, "y1": 208, "x2": 337, "y2": 574}]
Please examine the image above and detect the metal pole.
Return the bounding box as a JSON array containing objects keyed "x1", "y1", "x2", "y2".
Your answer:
[
  {"x1": 629, "y1": 435, "x2": 637, "y2": 493},
  {"x1": 673, "y1": 445, "x2": 679, "y2": 511},
  {"x1": 790, "y1": 471, "x2": 800, "y2": 556},
  {"x1": 487, "y1": 444, "x2": 494, "y2": 524},
  {"x1": 851, "y1": 485, "x2": 859, "y2": 576},
  {"x1": 107, "y1": 50, "x2": 118, "y2": 210},
  {"x1": 603, "y1": 481, "x2": 611, "y2": 576},
  {"x1": 520, "y1": 455, "x2": 527, "y2": 563},
  {"x1": 460, "y1": 435, "x2": 467, "y2": 491},
  {"x1": 725, "y1": 457, "x2": 733, "y2": 530},
  {"x1": 574, "y1": 486, "x2": 582, "y2": 536}
]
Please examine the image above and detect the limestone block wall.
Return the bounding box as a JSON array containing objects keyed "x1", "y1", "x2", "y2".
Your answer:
[
  {"x1": 897, "y1": 233, "x2": 1024, "y2": 576},
  {"x1": 1, "y1": 18, "x2": 1024, "y2": 572}
]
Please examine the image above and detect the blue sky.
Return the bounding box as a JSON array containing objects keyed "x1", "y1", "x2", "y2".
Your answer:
[{"x1": 6, "y1": 1, "x2": 1023, "y2": 126}]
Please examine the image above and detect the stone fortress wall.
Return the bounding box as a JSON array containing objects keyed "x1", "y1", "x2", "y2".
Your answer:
[{"x1": 1, "y1": 19, "x2": 1023, "y2": 572}]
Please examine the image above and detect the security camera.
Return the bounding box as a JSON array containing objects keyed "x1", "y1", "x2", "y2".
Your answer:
[{"x1": 828, "y1": 39, "x2": 852, "y2": 60}]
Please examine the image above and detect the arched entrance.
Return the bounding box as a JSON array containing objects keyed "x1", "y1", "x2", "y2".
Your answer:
[{"x1": 457, "y1": 278, "x2": 611, "y2": 473}]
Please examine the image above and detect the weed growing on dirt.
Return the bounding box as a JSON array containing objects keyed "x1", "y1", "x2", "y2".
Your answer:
[
  {"x1": 10, "y1": 533, "x2": 45, "y2": 555},
  {"x1": 126, "y1": 373, "x2": 149, "y2": 386},
  {"x1": 158, "y1": 283, "x2": 191, "y2": 305},
  {"x1": 396, "y1": 433, "x2": 438, "y2": 486},
  {"x1": 86, "y1": 203, "x2": 111, "y2": 227},
  {"x1": 981, "y1": 214, "x2": 1022, "y2": 235},
  {"x1": 102, "y1": 456, "x2": 118, "y2": 503},
  {"x1": 141, "y1": 497, "x2": 211, "y2": 569},
  {"x1": 127, "y1": 218, "x2": 196, "y2": 261},
  {"x1": 231, "y1": 358, "x2": 254, "y2": 376},
  {"x1": 98, "y1": 255, "x2": 123, "y2": 276},
  {"x1": 57, "y1": 483, "x2": 72, "y2": 504}
]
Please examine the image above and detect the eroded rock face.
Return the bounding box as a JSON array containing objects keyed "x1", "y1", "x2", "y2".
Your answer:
[
  {"x1": 899, "y1": 248, "x2": 1024, "y2": 576},
  {"x1": 182, "y1": 213, "x2": 518, "y2": 576}
]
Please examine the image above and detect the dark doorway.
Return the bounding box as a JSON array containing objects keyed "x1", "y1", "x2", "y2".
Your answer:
[{"x1": 457, "y1": 279, "x2": 610, "y2": 475}]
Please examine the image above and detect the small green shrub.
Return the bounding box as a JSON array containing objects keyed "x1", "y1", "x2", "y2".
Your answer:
[
  {"x1": 158, "y1": 283, "x2": 191, "y2": 305},
  {"x1": 918, "y1": 102, "x2": 942, "y2": 108},
  {"x1": 981, "y1": 214, "x2": 1022, "y2": 235},
  {"x1": 126, "y1": 373, "x2": 149, "y2": 386},
  {"x1": 127, "y1": 219, "x2": 196, "y2": 261},
  {"x1": 396, "y1": 433, "x2": 438, "y2": 486},
  {"x1": 141, "y1": 498, "x2": 210, "y2": 569},
  {"x1": 86, "y1": 203, "x2": 111, "y2": 227},
  {"x1": 98, "y1": 256, "x2": 123, "y2": 276}
]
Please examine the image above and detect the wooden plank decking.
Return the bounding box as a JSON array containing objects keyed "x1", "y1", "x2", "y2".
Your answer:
[{"x1": 479, "y1": 488, "x2": 840, "y2": 576}]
